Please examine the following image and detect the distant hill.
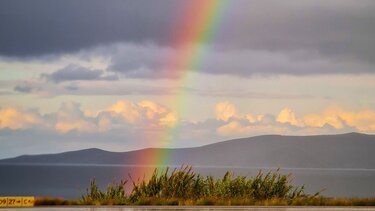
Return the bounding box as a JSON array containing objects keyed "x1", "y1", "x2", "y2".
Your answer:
[{"x1": 1, "y1": 133, "x2": 374, "y2": 169}]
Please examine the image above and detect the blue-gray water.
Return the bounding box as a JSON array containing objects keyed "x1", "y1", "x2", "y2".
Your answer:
[{"x1": 0, "y1": 164, "x2": 374, "y2": 199}]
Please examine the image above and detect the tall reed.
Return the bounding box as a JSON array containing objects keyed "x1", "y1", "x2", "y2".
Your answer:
[{"x1": 129, "y1": 165, "x2": 307, "y2": 202}]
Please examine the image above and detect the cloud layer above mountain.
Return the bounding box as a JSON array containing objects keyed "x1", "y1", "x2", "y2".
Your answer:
[
  {"x1": 1, "y1": 100, "x2": 374, "y2": 138},
  {"x1": 1, "y1": 0, "x2": 375, "y2": 78}
]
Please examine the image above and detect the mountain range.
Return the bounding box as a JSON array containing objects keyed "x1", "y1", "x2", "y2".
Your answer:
[{"x1": 1, "y1": 133, "x2": 374, "y2": 169}]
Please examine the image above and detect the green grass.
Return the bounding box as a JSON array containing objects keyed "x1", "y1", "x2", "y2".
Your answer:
[
  {"x1": 80, "y1": 178, "x2": 129, "y2": 205},
  {"x1": 34, "y1": 165, "x2": 375, "y2": 206},
  {"x1": 128, "y1": 166, "x2": 307, "y2": 202}
]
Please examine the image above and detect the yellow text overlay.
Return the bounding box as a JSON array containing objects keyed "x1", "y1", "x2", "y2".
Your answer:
[{"x1": 0, "y1": 197, "x2": 34, "y2": 207}]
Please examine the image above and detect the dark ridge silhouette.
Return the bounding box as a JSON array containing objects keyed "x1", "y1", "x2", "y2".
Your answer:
[{"x1": 1, "y1": 133, "x2": 374, "y2": 169}]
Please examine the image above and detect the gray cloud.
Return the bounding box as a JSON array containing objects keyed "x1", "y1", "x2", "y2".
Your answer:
[
  {"x1": 1, "y1": 0, "x2": 375, "y2": 78},
  {"x1": 8, "y1": 78, "x2": 182, "y2": 97},
  {"x1": 0, "y1": 0, "x2": 182, "y2": 57},
  {"x1": 105, "y1": 43, "x2": 375, "y2": 77},
  {"x1": 185, "y1": 87, "x2": 314, "y2": 99},
  {"x1": 1, "y1": 0, "x2": 374, "y2": 66},
  {"x1": 59, "y1": 84, "x2": 177, "y2": 96},
  {"x1": 108, "y1": 43, "x2": 178, "y2": 79},
  {"x1": 42, "y1": 64, "x2": 118, "y2": 83},
  {"x1": 14, "y1": 84, "x2": 34, "y2": 93},
  {"x1": 64, "y1": 84, "x2": 79, "y2": 91}
]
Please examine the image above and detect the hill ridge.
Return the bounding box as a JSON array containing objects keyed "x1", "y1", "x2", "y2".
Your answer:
[{"x1": 1, "y1": 133, "x2": 374, "y2": 169}]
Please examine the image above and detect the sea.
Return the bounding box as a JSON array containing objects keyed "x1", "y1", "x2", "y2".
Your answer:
[{"x1": 0, "y1": 164, "x2": 374, "y2": 199}]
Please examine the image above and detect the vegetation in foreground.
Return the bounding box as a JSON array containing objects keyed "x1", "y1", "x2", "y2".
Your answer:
[{"x1": 34, "y1": 166, "x2": 375, "y2": 206}]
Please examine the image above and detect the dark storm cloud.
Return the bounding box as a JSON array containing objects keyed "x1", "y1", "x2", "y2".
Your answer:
[
  {"x1": 0, "y1": 0, "x2": 183, "y2": 57},
  {"x1": 42, "y1": 64, "x2": 118, "y2": 83},
  {"x1": 1, "y1": 0, "x2": 375, "y2": 76},
  {"x1": 218, "y1": 1, "x2": 375, "y2": 63}
]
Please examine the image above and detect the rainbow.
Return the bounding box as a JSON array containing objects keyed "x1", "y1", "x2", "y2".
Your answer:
[{"x1": 136, "y1": 0, "x2": 228, "y2": 170}]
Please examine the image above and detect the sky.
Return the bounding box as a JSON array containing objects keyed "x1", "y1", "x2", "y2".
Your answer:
[{"x1": 1, "y1": 0, "x2": 375, "y2": 159}]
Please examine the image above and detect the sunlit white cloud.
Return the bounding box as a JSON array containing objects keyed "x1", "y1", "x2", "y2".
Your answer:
[
  {"x1": 302, "y1": 107, "x2": 375, "y2": 132},
  {"x1": 213, "y1": 102, "x2": 375, "y2": 137},
  {"x1": 277, "y1": 108, "x2": 303, "y2": 127},
  {"x1": 54, "y1": 102, "x2": 97, "y2": 133},
  {"x1": 0, "y1": 107, "x2": 43, "y2": 130},
  {"x1": 0, "y1": 100, "x2": 177, "y2": 134},
  {"x1": 2, "y1": 101, "x2": 374, "y2": 137},
  {"x1": 215, "y1": 101, "x2": 238, "y2": 121},
  {"x1": 105, "y1": 100, "x2": 177, "y2": 128},
  {"x1": 1, "y1": 100, "x2": 375, "y2": 158}
]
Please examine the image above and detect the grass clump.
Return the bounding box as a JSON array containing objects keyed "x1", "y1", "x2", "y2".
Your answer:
[
  {"x1": 128, "y1": 165, "x2": 308, "y2": 203},
  {"x1": 80, "y1": 178, "x2": 128, "y2": 205},
  {"x1": 75, "y1": 165, "x2": 309, "y2": 205}
]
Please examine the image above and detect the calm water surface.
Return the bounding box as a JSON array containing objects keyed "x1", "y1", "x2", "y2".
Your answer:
[{"x1": 0, "y1": 164, "x2": 374, "y2": 198}]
